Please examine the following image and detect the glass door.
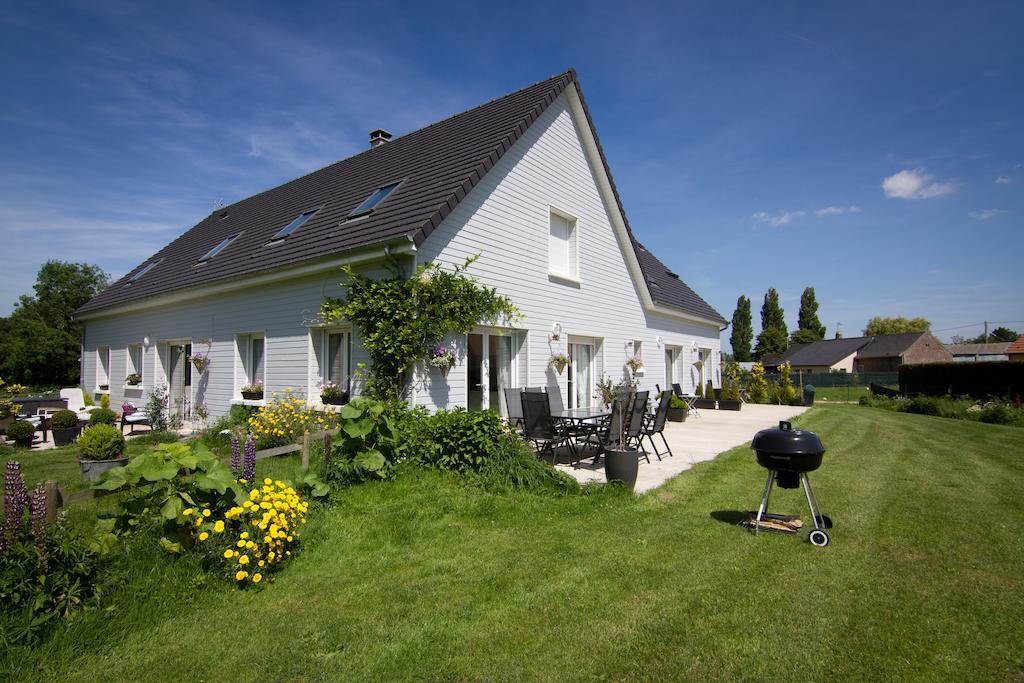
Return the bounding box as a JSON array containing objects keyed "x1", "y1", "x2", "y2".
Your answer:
[
  {"x1": 489, "y1": 335, "x2": 513, "y2": 415},
  {"x1": 568, "y1": 343, "x2": 593, "y2": 409},
  {"x1": 665, "y1": 348, "x2": 676, "y2": 389},
  {"x1": 467, "y1": 333, "x2": 484, "y2": 411},
  {"x1": 168, "y1": 343, "x2": 192, "y2": 421}
]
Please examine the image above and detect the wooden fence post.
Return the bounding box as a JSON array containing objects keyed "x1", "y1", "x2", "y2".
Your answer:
[
  {"x1": 44, "y1": 480, "x2": 60, "y2": 523},
  {"x1": 301, "y1": 431, "x2": 310, "y2": 470}
]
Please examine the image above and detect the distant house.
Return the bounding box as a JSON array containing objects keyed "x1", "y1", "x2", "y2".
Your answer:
[
  {"x1": 1008, "y1": 335, "x2": 1024, "y2": 361},
  {"x1": 780, "y1": 336, "x2": 873, "y2": 374},
  {"x1": 853, "y1": 332, "x2": 951, "y2": 372},
  {"x1": 946, "y1": 342, "x2": 1010, "y2": 363}
]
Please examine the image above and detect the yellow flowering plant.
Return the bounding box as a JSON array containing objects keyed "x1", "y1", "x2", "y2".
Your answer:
[
  {"x1": 186, "y1": 477, "x2": 310, "y2": 587},
  {"x1": 247, "y1": 388, "x2": 339, "y2": 448}
]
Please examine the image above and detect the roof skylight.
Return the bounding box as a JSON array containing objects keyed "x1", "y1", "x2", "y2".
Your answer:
[
  {"x1": 126, "y1": 258, "x2": 163, "y2": 284},
  {"x1": 271, "y1": 208, "x2": 320, "y2": 240},
  {"x1": 348, "y1": 181, "x2": 401, "y2": 218},
  {"x1": 199, "y1": 233, "x2": 241, "y2": 262}
]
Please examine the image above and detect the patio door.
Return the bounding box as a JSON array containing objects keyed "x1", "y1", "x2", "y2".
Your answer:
[
  {"x1": 665, "y1": 347, "x2": 678, "y2": 389},
  {"x1": 167, "y1": 343, "x2": 191, "y2": 421},
  {"x1": 467, "y1": 332, "x2": 515, "y2": 414},
  {"x1": 568, "y1": 342, "x2": 594, "y2": 409}
]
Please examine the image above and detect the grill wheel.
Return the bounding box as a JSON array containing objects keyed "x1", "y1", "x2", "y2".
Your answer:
[{"x1": 809, "y1": 529, "x2": 830, "y2": 547}]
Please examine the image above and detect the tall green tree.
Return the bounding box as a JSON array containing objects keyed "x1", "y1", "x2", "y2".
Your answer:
[
  {"x1": 760, "y1": 288, "x2": 787, "y2": 336},
  {"x1": 0, "y1": 261, "x2": 109, "y2": 386},
  {"x1": 729, "y1": 295, "x2": 753, "y2": 361},
  {"x1": 967, "y1": 327, "x2": 1019, "y2": 343},
  {"x1": 864, "y1": 316, "x2": 931, "y2": 336},
  {"x1": 796, "y1": 287, "x2": 826, "y2": 340},
  {"x1": 754, "y1": 327, "x2": 788, "y2": 360}
]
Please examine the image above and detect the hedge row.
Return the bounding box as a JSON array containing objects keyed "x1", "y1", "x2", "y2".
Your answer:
[{"x1": 899, "y1": 361, "x2": 1024, "y2": 399}]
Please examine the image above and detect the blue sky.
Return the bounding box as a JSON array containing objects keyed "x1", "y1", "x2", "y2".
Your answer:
[{"x1": 1, "y1": 1, "x2": 1022, "y2": 345}]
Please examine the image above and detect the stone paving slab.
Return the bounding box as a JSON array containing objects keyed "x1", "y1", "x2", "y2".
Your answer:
[{"x1": 556, "y1": 403, "x2": 810, "y2": 494}]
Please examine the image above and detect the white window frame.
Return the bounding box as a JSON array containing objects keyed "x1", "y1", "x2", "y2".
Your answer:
[
  {"x1": 548, "y1": 207, "x2": 580, "y2": 282},
  {"x1": 315, "y1": 328, "x2": 350, "y2": 404},
  {"x1": 96, "y1": 347, "x2": 110, "y2": 391},
  {"x1": 234, "y1": 332, "x2": 266, "y2": 399},
  {"x1": 126, "y1": 343, "x2": 144, "y2": 387}
]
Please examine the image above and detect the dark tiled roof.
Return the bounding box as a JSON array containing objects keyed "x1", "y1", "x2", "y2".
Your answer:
[
  {"x1": 633, "y1": 243, "x2": 726, "y2": 324},
  {"x1": 946, "y1": 343, "x2": 1011, "y2": 356},
  {"x1": 856, "y1": 332, "x2": 926, "y2": 358},
  {"x1": 78, "y1": 70, "x2": 723, "y2": 325},
  {"x1": 781, "y1": 336, "x2": 873, "y2": 366}
]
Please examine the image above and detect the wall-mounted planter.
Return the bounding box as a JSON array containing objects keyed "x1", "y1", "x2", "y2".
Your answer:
[{"x1": 241, "y1": 391, "x2": 264, "y2": 401}]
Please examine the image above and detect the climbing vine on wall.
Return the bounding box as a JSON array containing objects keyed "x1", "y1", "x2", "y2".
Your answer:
[{"x1": 320, "y1": 255, "x2": 520, "y2": 401}]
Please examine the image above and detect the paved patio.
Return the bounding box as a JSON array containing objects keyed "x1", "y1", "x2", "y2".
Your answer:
[{"x1": 555, "y1": 403, "x2": 810, "y2": 493}]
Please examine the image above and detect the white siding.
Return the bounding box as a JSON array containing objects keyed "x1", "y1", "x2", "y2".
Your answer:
[{"x1": 413, "y1": 90, "x2": 721, "y2": 411}]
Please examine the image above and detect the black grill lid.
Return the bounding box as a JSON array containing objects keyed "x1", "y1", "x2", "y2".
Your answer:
[{"x1": 751, "y1": 421, "x2": 825, "y2": 456}]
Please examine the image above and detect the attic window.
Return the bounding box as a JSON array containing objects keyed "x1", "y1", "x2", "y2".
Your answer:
[
  {"x1": 199, "y1": 233, "x2": 241, "y2": 262},
  {"x1": 348, "y1": 181, "x2": 401, "y2": 218},
  {"x1": 666, "y1": 270, "x2": 679, "y2": 279},
  {"x1": 126, "y1": 258, "x2": 163, "y2": 285},
  {"x1": 271, "y1": 208, "x2": 320, "y2": 240}
]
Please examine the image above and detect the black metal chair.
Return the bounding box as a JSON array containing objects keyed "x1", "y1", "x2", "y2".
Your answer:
[
  {"x1": 504, "y1": 388, "x2": 525, "y2": 430},
  {"x1": 521, "y1": 392, "x2": 577, "y2": 465},
  {"x1": 671, "y1": 383, "x2": 683, "y2": 397},
  {"x1": 579, "y1": 396, "x2": 630, "y2": 466},
  {"x1": 523, "y1": 386, "x2": 545, "y2": 393},
  {"x1": 639, "y1": 390, "x2": 674, "y2": 461},
  {"x1": 624, "y1": 390, "x2": 651, "y2": 463}
]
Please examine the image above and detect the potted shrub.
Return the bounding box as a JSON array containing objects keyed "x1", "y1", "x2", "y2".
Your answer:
[
  {"x1": 427, "y1": 343, "x2": 457, "y2": 379},
  {"x1": 125, "y1": 373, "x2": 142, "y2": 386},
  {"x1": 695, "y1": 380, "x2": 716, "y2": 410},
  {"x1": 320, "y1": 381, "x2": 349, "y2": 405},
  {"x1": 719, "y1": 361, "x2": 743, "y2": 411},
  {"x1": 89, "y1": 407, "x2": 117, "y2": 426},
  {"x1": 5, "y1": 419, "x2": 35, "y2": 448},
  {"x1": 0, "y1": 398, "x2": 16, "y2": 434},
  {"x1": 77, "y1": 424, "x2": 128, "y2": 482},
  {"x1": 241, "y1": 380, "x2": 264, "y2": 400},
  {"x1": 667, "y1": 394, "x2": 688, "y2": 422},
  {"x1": 50, "y1": 409, "x2": 82, "y2": 446},
  {"x1": 549, "y1": 353, "x2": 570, "y2": 375},
  {"x1": 604, "y1": 390, "x2": 640, "y2": 490}
]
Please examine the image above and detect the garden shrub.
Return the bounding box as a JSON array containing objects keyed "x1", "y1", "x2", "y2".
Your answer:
[
  {"x1": 907, "y1": 396, "x2": 940, "y2": 416},
  {"x1": 746, "y1": 362, "x2": 769, "y2": 404},
  {"x1": 145, "y1": 387, "x2": 169, "y2": 432},
  {"x1": 774, "y1": 362, "x2": 796, "y2": 405},
  {"x1": 88, "y1": 407, "x2": 117, "y2": 426},
  {"x1": 900, "y1": 361, "x2": 1024, "y2": 399},
  {"x1": 669, "y1": 394, "x2": 687, "y2": 410},
  {"x1": 322, "y1": 398, "x2": 399, "y2": 484},
  {"x1": 980, "y1": 403, "x2": 1015, "y2": 425},
  {"x1": 4, "y1": 420, "x2": 34, "y2": 446},
  {"x1": 49, "y1": 409, "x2": 79, "y2": 429},
  {"x1": 247, "y1": 389, "x2": 338, "y2": 449},
  {"x1": 475, "y1": 432, "x2": 579, "y2": 495},
  {"x1": 77, "y1": 424, "x2": 125, "y2": 461},
  {"x1": 1, "y1": 461, "x2": 101, "y2": 645},
  {"x1": 411, "y1": 408, "x2": 507, "y2": 473},
  {"x1": 99, "y1": 393, "x2": 110, "y2": 410}
]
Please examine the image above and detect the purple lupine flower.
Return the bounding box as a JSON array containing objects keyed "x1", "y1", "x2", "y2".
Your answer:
[
  {"x1": 242, "y1": 435, "x2": 256, "y2": 482},
  {"x1": 230, "y1": 436, "x2": 242, "y2": 477},
  {"x1": 29, "y1": 484, "x2": 47, "y2": 560},
  {"x1": 4, "y1": 461, "x2": 28, "y2": 540}
]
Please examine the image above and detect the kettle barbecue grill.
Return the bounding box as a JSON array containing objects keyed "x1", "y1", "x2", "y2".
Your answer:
[{"x1": 751, "y1": 420, "x2": 832, "y2": 547}]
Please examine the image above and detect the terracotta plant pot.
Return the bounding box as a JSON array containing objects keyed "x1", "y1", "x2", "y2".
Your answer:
[
  {"x1": 79, "y1": 456, "x2": 129, "y2": 482},
  {"x1": 604, "y1": 447, "x2": 640, "y2": 490}
]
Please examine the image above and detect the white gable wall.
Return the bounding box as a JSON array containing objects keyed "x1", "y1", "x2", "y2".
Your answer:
[{"x1": 413, "y1": 90, "x2": 721, "y2": 411}]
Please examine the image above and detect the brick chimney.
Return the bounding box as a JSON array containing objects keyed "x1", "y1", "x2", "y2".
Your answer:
[{"x1": 369, "y1": 129, "x2": 392, "y2": 148}]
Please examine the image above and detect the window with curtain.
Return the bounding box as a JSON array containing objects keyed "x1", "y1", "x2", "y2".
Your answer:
[
  {"x1": 249, "y1": 337, "x2": 265, "y2": 384},
  {"x1": 548, "y1": 211, "x2": 577, "y2": 277},
  {"x1": 326, "y1": 331, "x2": 346, "y2": 386},
  {"x1": 128, "y1": 344, "x2": 143, "y2": 380},
  {"x1": 97, "y1": 347, "x2": 110, "y2": 388}
]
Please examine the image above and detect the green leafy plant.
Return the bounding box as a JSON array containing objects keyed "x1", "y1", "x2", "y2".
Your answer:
[
  {"x1": 549, "y1": 353, "x2": 570, "y2": 374},
  {"x1": 5, "y1": 420, "x2": 35, "y2": 446},
  {"x1": 774, "y1": 361, "x2": 796, "y2": 405},
  {"x1": 595, "y1": 374, "x2": 638, "y2": 408},
  {"x1": 145, "y1": 386, "x2": 169, "y2": 432},
  {"x1": 125, "y1": 373, "x2": 142, "y2": 386},
  {"x1": 669, "y1": 394, "x2": 687, "y2": 410},
  {"x1": 414, "y1": 408, "x2": 507, "y2": 473},
  {"x1": 49, "y1": 409, "x2": 79, "y2": 429},
  {"x1": 322, "y1": 398, "x2": 399, "y2": 483},
  {"x1": 320, "y1": 254, "x2": 519, "y2": 400},
  {"x1": 77, "y1": 424, "x2": 125, "y2": 461},
  {"x1": 694, "y1": 381, "x2": 703, "y2": 398},
  {"x1": 94, "y1": 441, "x2": 243, "y2": 530},
  {"x1": 88, "y1": 407, "x2": 117, "y2": 426},
  {"x1": 747, "y1": 362, "x2": 769, "y2": 403},
  {"x1": 99, "y1": 393, "x2": 110, "y2": 410}
]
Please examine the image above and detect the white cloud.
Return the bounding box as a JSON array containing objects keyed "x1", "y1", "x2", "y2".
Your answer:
[
  {"x1": 882, "y1": 168, "x2": 955, "y2": 199},
  {"x1": 969, "y1": 209, "x2": 1007, "y2": 221},
  {"x1": 752, "y1": 211, "x2": 805, "y2": 227},
  {"x1": 996, "y1": 176, "x2": 1011, "y2": 185},
  {"x1": 815, "y1": 205, "x2": 862, "y2": 217}
]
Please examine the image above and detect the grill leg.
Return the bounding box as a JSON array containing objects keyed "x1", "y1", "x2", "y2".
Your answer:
[
  {"x1": 755, "y1": 470, "x2": 774, "y2": 536},
  {"x1": 801, "y1": 473, "x2": 822, "y2": 531}
]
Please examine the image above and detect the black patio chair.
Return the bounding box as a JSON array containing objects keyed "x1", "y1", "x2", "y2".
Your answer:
[
  {"x1": 504, "y1": 388, "x2": 525, "y2": 430},
  {"x1": 523, "y1": 386, "x2": 545, "y2": 393},
  {"x1": 671, "y1": 383, "x2": 683, "y2": 397},
  {"x1": 624, "y1": 390, "x2": 651, "y2": 463},
  {"x1": 639, "y1": 390, "x2": 674, "y2": 461},
  {"x1": 521, "y1": 392, "x2": 577, "y2": 465},
  {"x1": 579, "y1": 395, "x2": 630, "y2": 465}
]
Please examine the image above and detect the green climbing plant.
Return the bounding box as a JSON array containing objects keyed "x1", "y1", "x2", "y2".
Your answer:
[{"x1": 320, "y1": 255, "x2": 519, "y2": 400}]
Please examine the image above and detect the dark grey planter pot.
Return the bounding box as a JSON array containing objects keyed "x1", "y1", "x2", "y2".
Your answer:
[
  {"x1": 52, "y1": 425, "x2": 82, "y2": 447},
  {"x1": 604, "y1": 448, "x2": 640, "y2": 490},
  {"x1": 667, "y1": 407, "x2": 687, "y2": 422},
  {"x1": 321, "y1": 392, "x2": 349, "y2": 406},
  {"x1": 718, "y1": 400, "x2": 742, "y2": 411},
  {"x1": 695, "y1": 398, "x2": 717, "y2": 410},
  {"x1": 241, "y1": 391, "x2": 264, "y2": 401},
  {"x1": 79, "y1": 456, "x2": 129, "y2": 482}
]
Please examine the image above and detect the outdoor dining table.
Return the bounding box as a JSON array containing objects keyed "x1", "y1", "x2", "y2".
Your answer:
[{"x1": 551, "y1": 406, "x2": 611, "y2": 423}]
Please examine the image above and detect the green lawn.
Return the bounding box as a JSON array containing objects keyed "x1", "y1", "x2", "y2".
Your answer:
[
  {"x1": 5, "y1": 405, "x2": 1024, "y2": 681},
  {"x1": 808, "y1": 385, "x2": 873, "y2": 402}
]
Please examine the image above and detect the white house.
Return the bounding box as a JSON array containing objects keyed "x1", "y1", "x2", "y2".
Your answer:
[{"x1": 75, "y1": 70, "x2": 727, "y2": 420}]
